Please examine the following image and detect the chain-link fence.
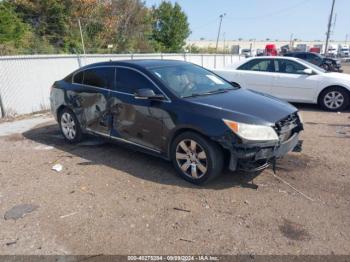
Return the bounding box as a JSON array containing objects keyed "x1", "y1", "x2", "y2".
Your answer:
[{"x1": 0, "y1": 53, "x2": 243, "y2": 117}]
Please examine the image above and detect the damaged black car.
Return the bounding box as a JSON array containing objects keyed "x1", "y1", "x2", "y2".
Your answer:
[{"x1": 50, "y1": 60, "x2": 303, "y2": 184}]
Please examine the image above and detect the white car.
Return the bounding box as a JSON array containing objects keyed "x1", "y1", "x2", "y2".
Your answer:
[{"x1": 213, "y1": 56, "x2": 350, "y2": 111}]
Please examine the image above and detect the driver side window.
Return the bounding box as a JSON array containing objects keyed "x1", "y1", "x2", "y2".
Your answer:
[
  {"x1": 115, "y1": 68, "x2": 158, "y2": 94},
  {"x1": 276, "y1": 60, "x2": 306, "y2": 74}
]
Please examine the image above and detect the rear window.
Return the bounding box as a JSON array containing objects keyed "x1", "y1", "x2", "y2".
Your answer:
[
  {"x1": 72, "y1": 67, "x2": 115, "y2": 89},
  {"x1": 73, "y1": 71, "x2": 84, "y2": 84}
]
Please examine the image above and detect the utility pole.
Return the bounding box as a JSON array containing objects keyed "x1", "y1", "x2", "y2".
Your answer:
[
  {"x1": 223, "y1": 32, "x2": 226, "y2": 54},
  {"x1": 78, "y1": 18, "x2": 86, "y2": 55},
  {"x1": 324, "y1": 0, "x2": 336, "y2": 56},
  {"x1": 215, "y1": 13, "x2": 226, "y2": 54}
]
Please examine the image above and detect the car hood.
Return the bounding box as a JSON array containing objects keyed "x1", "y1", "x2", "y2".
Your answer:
[{"x1": 188, "y1": 88, "x2": 297, "y2": 125}]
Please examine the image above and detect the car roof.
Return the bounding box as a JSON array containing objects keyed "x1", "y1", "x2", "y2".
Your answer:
[
  {"x1": 229, "y1": 56, "x2": 302, "y2": 69},
  {"x1": 82, "y1": 59, "x2": 189, "y2": 70},
  {"x1": 245, "y1": 56, "x2": 299, "y2": 61}
]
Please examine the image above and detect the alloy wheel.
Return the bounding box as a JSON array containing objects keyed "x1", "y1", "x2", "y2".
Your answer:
[
  {"x1": 323, "y1": 91, "x2": 345, "y2": 110},
  {"x1": 60, "y1": 112, "x2": 77, "y2": 140},
  {"x1": 175, "y1": 139, "x2": 208, "y2": 179}
]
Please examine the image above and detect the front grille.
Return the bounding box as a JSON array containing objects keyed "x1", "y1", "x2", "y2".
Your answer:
[{"x1": 275, "y1": 113, "x2": 300, "y2": 142}]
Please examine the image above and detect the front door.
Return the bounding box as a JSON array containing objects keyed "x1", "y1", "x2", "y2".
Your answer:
[
  {"x1": 109, "y1": 67, "x2": 165, "y2": 151},
  {"x1": 272, "y1": 59, "x2": 318, "y2": 103},
  {"x1": 237, "y1": 58, "x2": 275, "y2": 95}
]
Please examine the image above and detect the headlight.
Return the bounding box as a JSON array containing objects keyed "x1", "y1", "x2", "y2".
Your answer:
[{"x1": 223, "y1": 119, "x2": 279, "y2": 142}]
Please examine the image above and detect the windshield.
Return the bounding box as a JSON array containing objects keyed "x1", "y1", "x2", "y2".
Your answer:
[
  {"x1": 296, "y1": 58, "x2": 326, "y2": 73},
  {"x1": 150, "y1": 64, "x2": 237, "y2": 98}
]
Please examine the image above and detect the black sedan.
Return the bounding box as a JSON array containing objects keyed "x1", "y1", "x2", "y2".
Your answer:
[
  {"x1": 284, "y1": 52, "x2": 342, "y2": 72},
  {"x1": 50, "y1": 60, "x2": 303, "y2": 184}
]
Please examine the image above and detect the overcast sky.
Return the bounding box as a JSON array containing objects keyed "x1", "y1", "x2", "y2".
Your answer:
[{"x1": 146, "y1": 0, "x2": 350, "y2": 41}]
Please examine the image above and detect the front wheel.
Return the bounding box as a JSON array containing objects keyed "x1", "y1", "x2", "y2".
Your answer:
[
  {"x1": 59, "y1": 108, "x2": 83, "y2": 143},
  {"x1": 319, "y1": 87, "x2": 349, "y2": 111},
  {"x1": 171, "y1": 132, "x2": 224, "y2": 185},
  {"x1": 321, "y1": 64, "x2": 330, "y2": 71}
]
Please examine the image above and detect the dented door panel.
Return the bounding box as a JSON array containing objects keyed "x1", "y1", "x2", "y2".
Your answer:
[
  {"x1": 109, "y1": 93, "x2": 165, "y2": 151},
  {"x1": 68, "y1": 86, "x2": 111, "y2": 135}
]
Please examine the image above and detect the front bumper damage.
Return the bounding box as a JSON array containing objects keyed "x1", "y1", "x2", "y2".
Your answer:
[
  {"x1": 217, "y1": 112, "x2": 304, "y2": 172},
  {"x1": 228, "y1": 133, "x2": 303, "y2": 172}
]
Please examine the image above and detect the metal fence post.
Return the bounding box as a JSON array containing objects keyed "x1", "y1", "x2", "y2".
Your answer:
[
  {"x1": 77, "y1": 54, "x2": 82, "y2": 68},
  {"x1": 214, "y1": 54, "x2": 217, "y2": 69},
  {"x1": 0, "y1": 91, "x2": 5, "y2": 118},
  {"x1": 201, "y1": 54, "x2": 204, "y2": 67}
]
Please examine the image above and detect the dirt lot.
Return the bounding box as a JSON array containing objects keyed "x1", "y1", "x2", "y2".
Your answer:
[
  {"x1": 342, "y1": 63, "x2": 350, "y2": 74},
  {"x1": 0, "y1": 71, "x2": 350, "y2": 255}
]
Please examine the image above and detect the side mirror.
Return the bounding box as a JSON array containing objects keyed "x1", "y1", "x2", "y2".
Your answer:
[
  {"x1": 134, "y1": 88, "x2": 165, "y2": 101},
  {"x1": 303, "y1": 68, "x2": 313, "y2": 75}
]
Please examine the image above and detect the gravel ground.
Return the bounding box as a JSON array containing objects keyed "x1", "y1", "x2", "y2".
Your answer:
[
  {"x1": 0, "y1": 75, "x2": 349, "y2": 255},
  {"x1": 342, "y1": 63, "x2": 350, "y2": 74}
]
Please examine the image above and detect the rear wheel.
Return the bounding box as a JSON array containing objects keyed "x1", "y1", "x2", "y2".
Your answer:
[
  {"x1": 171, "y1": 132, "x2": 224, "y2": 185},
  {"x1": 319, "y1": 87, "x2": 349, "y2": 111},
  {"x1": 59, "y1": 108, "x2": 83, "y2": 143}
]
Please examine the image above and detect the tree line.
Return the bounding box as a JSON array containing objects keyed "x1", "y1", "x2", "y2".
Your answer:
[{"x1": 0, "y1": 0, "x2": 191, "y2": 55}]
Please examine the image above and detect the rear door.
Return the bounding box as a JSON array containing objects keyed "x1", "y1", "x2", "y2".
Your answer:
[
  {"x1": 72, "y1": 67, "x2": 115, "y2": 135},
  {"x1": 108, "y1": 67, "x2": 166, "y2": 152},
  {"x1": 236, "y1": 58, "x2": 275, "y2": 94},
  {"x1": 272, "y1": 59, "x2": 319, "y2": 102}
]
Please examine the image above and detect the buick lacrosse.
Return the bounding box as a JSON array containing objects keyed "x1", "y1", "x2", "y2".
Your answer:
[{"x1": 50, "y1": 60, "x2": 303, "y2": 184}]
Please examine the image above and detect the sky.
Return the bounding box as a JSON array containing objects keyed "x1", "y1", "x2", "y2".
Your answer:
[{"x1": 146, "y1": 0, "x2": 350, "y2": 41}]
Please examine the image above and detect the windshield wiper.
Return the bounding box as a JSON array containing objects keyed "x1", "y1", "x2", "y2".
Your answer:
[{"x1": 182, "y1": 88, "x2": 233, "y2": 98}]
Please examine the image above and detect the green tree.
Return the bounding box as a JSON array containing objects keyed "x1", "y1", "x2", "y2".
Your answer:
[
  {"x1": 0, "y1": 2, "x2": 34, "y2": 54},
  {"x1": 110, "y1": 0, "x2": 154, "y2": 53},
  {"x1": 9, "y1": 0, "x2": 81, "y2": 53},
  {"x1": 151, "y1": 1, "x2": 190, "y2": 52}
]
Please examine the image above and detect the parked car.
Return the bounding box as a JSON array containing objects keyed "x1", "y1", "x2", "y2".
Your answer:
[
  {"x1": 256, "y1": 49, "x2": 265, "y2": 56},
  {"x1": 50, "y1": 60, "x2": 303, "y2": 184},
  {"x1": 214, "y1": 56, "x2": 350, "y2": 111},
  {"x1": 241, "y1": 48, "x2": 256, "y2": 58},
  {"x1": 284, "y1": 52, "x2": 342, "y2": 72}
]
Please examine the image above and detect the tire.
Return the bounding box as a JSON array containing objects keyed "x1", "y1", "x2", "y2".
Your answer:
[
  {"x1": 321, "y1": 64, "x2": 330, "y2": 71},
  {"x1": 319, "y1": 87, "x2": 349, "y2": 112},
  {"x1": 58, "y1": 108, "x2": 83, "y2": 143},
  {"x1": 170, "y1": 131, "x2": 224, "y2": 185}
]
